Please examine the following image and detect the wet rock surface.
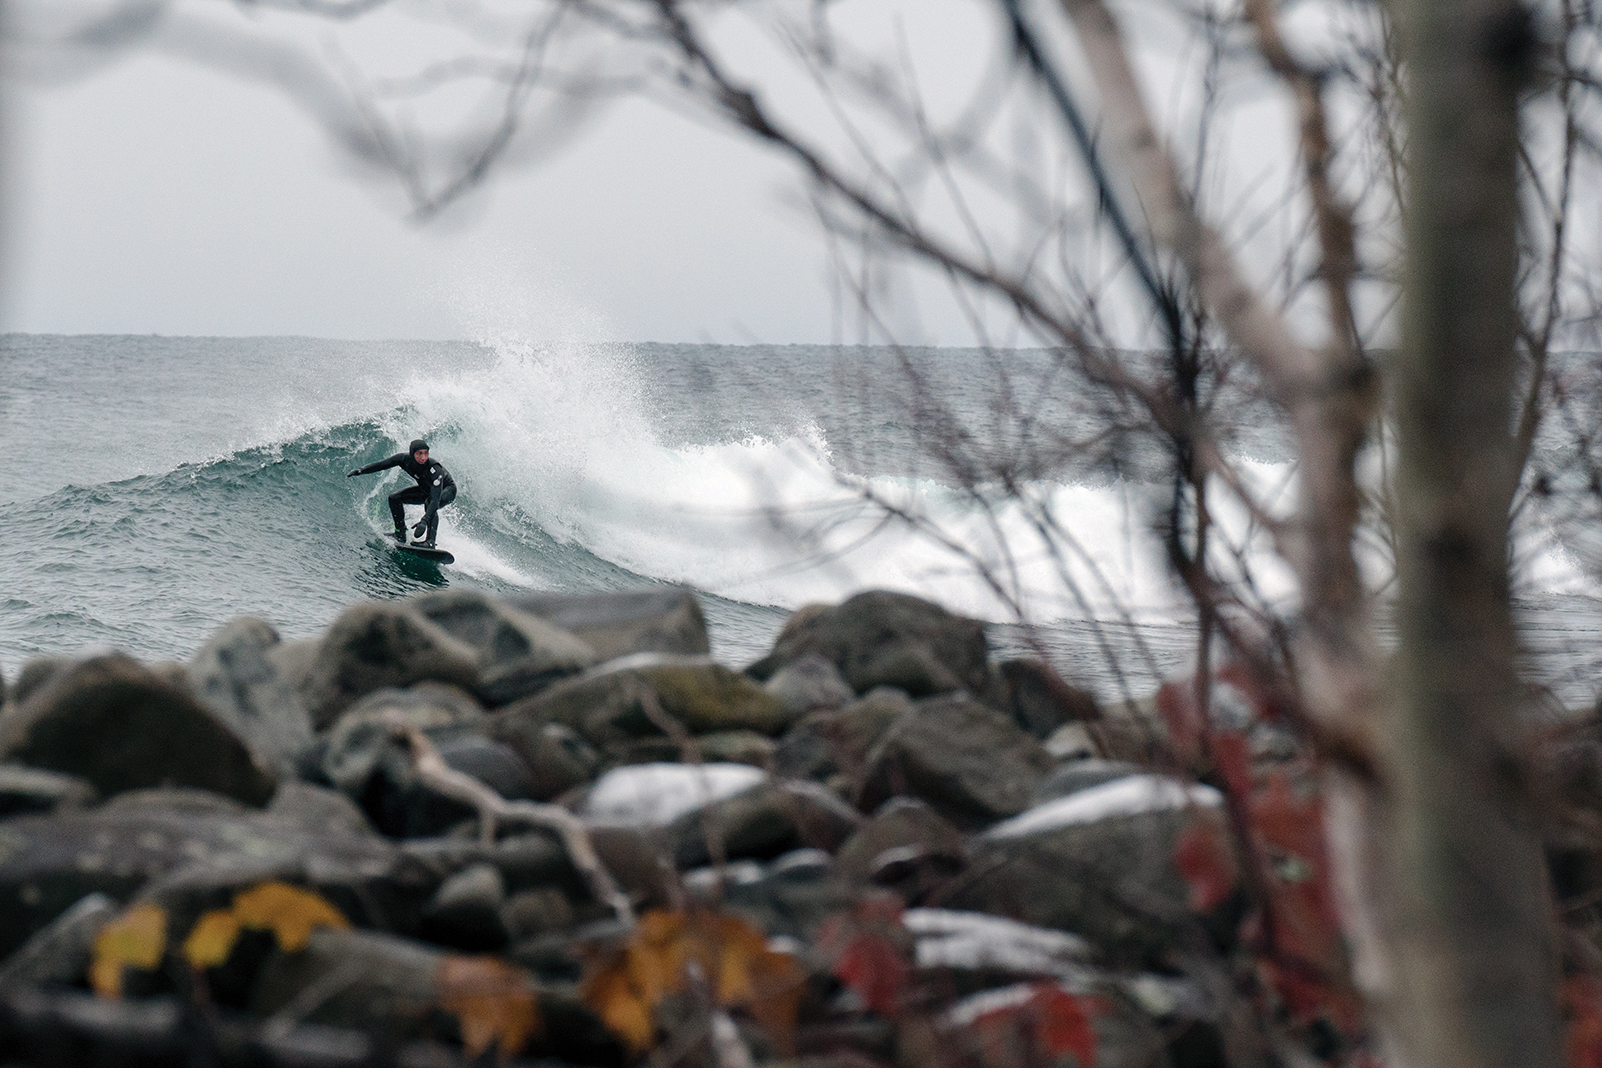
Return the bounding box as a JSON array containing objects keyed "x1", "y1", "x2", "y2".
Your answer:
[{"x1": 0, "y1": 653, "x2": 277, "y2": 806}]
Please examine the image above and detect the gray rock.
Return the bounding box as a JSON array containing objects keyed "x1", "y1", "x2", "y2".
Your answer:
[
  {"x1": 987, "y1": 658, "x2": 1100, "y2": 739},
  {"x1": 266, "y1": 781, "x2": 379, "y2": 838},
  {"x1": 0, "y1": 653, "x2": 276, "y2": 806},
  {"x1": 605, "y1": 729, "x2": 775, "y2": 769},
  {"x1": 834, "y1": 797, "x2": 969, "y2": 892},
  {"x1": 947, "y1": 774, "x2": 1225, "y2": 965},
  {"x1": 437, "y1": 734, "x2": 537, "y2": 800},
  {"x1": 763, "y1": 654, "x2": 854, "y2": 717},
  {"x1": 502, "y1": 887, "x2": 575, "y2": 940},
  {"x1": 10, "y1": 657, "x2": 72, "y2": 708},
  {"x1": 506, "y1": 587, "x2": 710, "y2": 661},
  {"x1": 0, "y1": 892, "x2": 117, "y2": 991},
  {"x1": 264, "y1": 638, "x2": 318, "y2": 701},
  {"x1": 420, "y1": 862, "x2": 508, "y2": 950},
  {"x1": 772, "y1": 687, "x2": 915, "y2": 783},
  {"x1": 248, "y1": 927, "x2": 444, "y2": 1039},
  {"x1": 686, "y1": 848, "x2": 854, "y2": 941},
  {"x1": 0, "y1": 764, "x2": 97, "y2": 818},
  {"x1": 186, "y1": 617, "x2": 315, "y2": 776},
  {"x1": 410, "y1": 588, "x2": 598, "y2": 706},
  {"x1": 494, "y1": 653, "x2": 796, "y2": 748},
  {"x1": 341, "y1": 683, "x2": 485, "y2": 729},
  {"x1": 0, "y1": 805, "x2": 434, "y2": 959},
  {"x1": 747, "y1": 590, "x2": 990, "y2": 697},
  {"x1": 300, "y1": 602, "x2": 481, "y2": 729},
  {"x1": 1033, "y1": 759, "x2": 1142, "y2": 803},
  {"x1": 402, "y1": 833, "x2": 574, "y2": 896},
  {"x1": 667, "y1": 778, "x2": 861, "y2": 869},
  {"x1": 101, "y1": 787, "x2": 250, "y2": 817},
  {"x1": 859, "y1": 692, "x2": 1053, "y2": 826},
  {"x1": 485, "y1": 719, "x2": 598, "y2": 801}
]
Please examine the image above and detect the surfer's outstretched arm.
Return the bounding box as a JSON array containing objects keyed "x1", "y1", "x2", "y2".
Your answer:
[{"x1": 347, "y1": 453, "x2": 406, "y2": 477}]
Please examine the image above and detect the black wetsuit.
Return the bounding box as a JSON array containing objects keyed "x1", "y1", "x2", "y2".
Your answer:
[{"x1": 351, "y1": 453, "x2": 457, "y2": 542}]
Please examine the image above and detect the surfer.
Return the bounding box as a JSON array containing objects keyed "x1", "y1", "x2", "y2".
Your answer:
[{"x1": 348, "y1": 438, "x2": 457, "y2": 548}]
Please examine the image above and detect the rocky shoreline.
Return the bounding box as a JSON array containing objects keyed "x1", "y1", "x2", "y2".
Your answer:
[{"x1": 0, "y1": 587, "x2": 1295, "y2": 1067}]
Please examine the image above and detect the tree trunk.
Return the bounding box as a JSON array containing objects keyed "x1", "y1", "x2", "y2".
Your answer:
[{"x1": 1388, "y1": 1, "x2": 1561, "y2": 1065}]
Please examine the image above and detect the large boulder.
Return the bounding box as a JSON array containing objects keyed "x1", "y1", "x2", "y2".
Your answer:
[
  {"x1": 0, "y1": 653, "x2": 276, "y2": 806},
  {"x1": 747, "y1": 590, "x2": 990, "y2": 697},
  {"x1": 946, "y1": 774, "x2": 1225, "y2": 964},
  {"x1": 0, "y1": 804, "x2": 433, "y2": 959},
  {"x1": 505, "y1": 587, "x2": 710, "y2": 661},
  {"x1": 299, "y1": 602, "x2": 481, "y2": 729},
  {"x1": 186, "y1": 617, "x2": 315, "y2": 776},
  {"x1": 859, "y1": 693, "x2": 1053, "y2": 825},
  {"x1": 491, "y1": 653, "x2": 795, "y2": 749},
  {"x1": 409, "y1": 589, "x2": 597, "y2": 706}
]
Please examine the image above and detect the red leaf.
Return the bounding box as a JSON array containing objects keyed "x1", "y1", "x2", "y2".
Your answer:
[
  {"x1": 1251, "y1": 772, "x2": 1343, "y2": 969},
  {"x1": 821, "y1": 898, "x2": 910, "y2": 1018},
  {"x1": 1173, "y1": 817, "x2": 1238, "y2": 913},
  {"x1": 834, "y1": 932, "x2": 909, "y2": 1017},
  {"x1": 1030, "y1": 985, "x2": 1101, "y2": 1067},
  {"x1": 1566, "y1": 974, "x2": 1602, "y2": 1068},
  {"x1": 970, "y1": 984, "x2": 1101, "y2": 1068}
]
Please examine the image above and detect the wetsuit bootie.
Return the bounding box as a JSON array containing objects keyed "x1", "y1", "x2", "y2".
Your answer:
[
  {"x1": 390, "y1": 528, "x2": 407, "y2": 543},
  {"x1": 412, "y1": 539, "x2": 436, "y2": 550}
]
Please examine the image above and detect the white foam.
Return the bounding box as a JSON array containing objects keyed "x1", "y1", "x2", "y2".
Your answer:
[
  {"x1": 984, "y1": 775, "x2": 1222, "y2": 840},
  {"x1": 579, "y1": 762, "x2": 767, "y2": 827}
]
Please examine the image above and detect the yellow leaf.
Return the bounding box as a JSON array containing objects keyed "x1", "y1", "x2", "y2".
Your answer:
[
  {"x1": 436, "y1": 955, "x2": 541, "y2": 1061},
  {"x1": 231, "y1": 881, "x2": 349, "y2": 952},
  {"x1": 89, "y1": 903, "x2": 168, "y2": 999},
  {"x1": 183, "y1": 908, "x2": 243, "y2": 969},
  {"x1": 583, "y1": 963, "x2": 655, "y2": 1053}
]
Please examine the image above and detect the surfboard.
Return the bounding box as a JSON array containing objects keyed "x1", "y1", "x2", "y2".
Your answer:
[{"x1": 395, "y1": 542, "x2": 455, "y2": 565}]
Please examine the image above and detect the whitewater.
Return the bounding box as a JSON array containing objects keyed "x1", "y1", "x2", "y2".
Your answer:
[{"x1": 3, "y1": 334, "x2": 1598, "y2": 705}]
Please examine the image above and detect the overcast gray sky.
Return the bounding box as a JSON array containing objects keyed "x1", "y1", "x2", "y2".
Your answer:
[
  {"x1": 3, "y1": 2, "x2": 975, "y2": 343},
  {"x1": 0, "y1": 0, "x2": 1321, "y2": 347}
]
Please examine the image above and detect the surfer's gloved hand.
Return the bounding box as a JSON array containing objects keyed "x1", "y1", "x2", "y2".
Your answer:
[{"x1": 413, "y1": 520, "x2": 428, "y2": 538}]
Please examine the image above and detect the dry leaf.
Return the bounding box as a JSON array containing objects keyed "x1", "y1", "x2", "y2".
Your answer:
[
  {"x1": 584, "y1": 961, "x2": 655, "y2": 1052},
  {"x1": 183, "y1": 908, "x2": 244, "y2": 969},
  {"x1": 436, "y1": 955, "x2": 541, "y2": 1061},
  {"x1": 581, "y1": 908, "x2": 806, "y2": 1054},
  {"x1": 89, "y1": 903, "x2": 168, "y2": 998},
  {"x1": 231, "y1": 880, "x2": 349, "y2": 951}
]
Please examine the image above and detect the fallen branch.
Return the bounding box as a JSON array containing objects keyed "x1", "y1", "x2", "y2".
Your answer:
[{"x1": 384, "y1": 714, "x2": 635, "y2": 926}]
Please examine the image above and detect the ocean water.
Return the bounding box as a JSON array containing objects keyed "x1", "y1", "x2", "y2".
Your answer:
[{"x1": 2, "y1": 334, "x2": 1598, "y2": 707}]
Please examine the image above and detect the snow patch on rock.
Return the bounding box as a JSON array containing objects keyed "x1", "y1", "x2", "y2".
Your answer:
[
  {"x1": 983, "y1": 774, "x2": 1222, "y2": 840},
  {"x1": 580, "y1": 762, "x2": 766, "y2": 827}
]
